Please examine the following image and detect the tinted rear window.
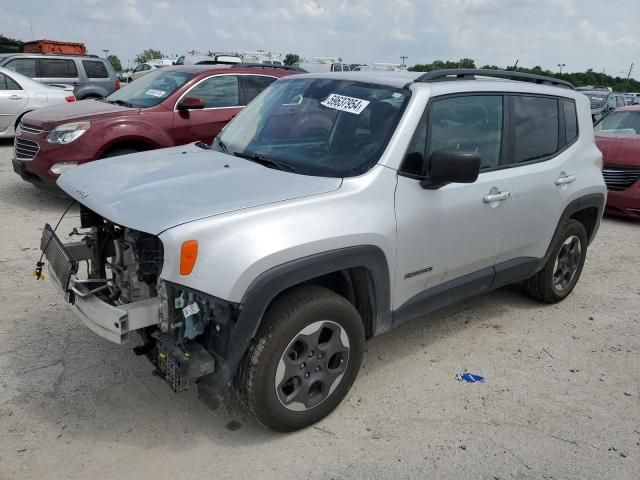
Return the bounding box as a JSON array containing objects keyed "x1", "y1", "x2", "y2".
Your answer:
[
  {"x1": 82, "y1": 60, "x2": 109, "y2": 78},
  {"x1": 39, "y1": 59, "x2": 78, "y2": 78},
  {"x1": 513, "y1": 96, "x2": 558, "y2": 163},
  {"x1": 0, "y1": 72, "x2": 22, "y2": 90},
  {"x1": 243, "y1": 75, "x2": 276, "y2": 104},
  {"x1": 562, "y1": 99, "x2": 578, "y2": 145}
]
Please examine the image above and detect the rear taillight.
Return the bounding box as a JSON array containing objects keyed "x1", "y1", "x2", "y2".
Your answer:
[
  {"x1": 65, "y1": 96, "x2": 76, "y2": 102},
  {"x1": 115, "y1": 80, "x2": 121, "y2": 90}
]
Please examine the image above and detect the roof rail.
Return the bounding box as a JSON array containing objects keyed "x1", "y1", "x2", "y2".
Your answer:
[
  {"x1": 414, "y1": 69, "x2": 574, "y2": 90},
  {"x1": 232, "y1": 63, "x2": 307, "y2": 73}
]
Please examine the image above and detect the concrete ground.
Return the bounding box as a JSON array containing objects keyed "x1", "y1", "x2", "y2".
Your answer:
[{"x1": 0, "y1": 139, "x2": 639, "y2": 480}]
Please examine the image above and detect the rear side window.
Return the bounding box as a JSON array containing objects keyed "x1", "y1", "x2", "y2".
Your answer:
[
  {"x1": 4, "y1": 58, "x2": 36, "y2": 77},
  {"x1": 186, "y1": 75, "x2": 240, "y2": 108},
  {"x1": 512, "y1": 96, "x2": 558, "y2": 163},
  {"x1": 428, "y1": 95, "x2": 503, "y2": 170},
  {"x1": 562, "y1": 99, "x2": 578, "y2": 145},
  {"x1": 39, "y1": 59, "x2": 78, "y2": 78},
  {"x1": 82, "y1": 60, "x2": 109, "y2": 78},
  {"x1": 0, "y1": 73, "x2": 22, "y2": 90},
  {"x1": 243, "y1": 75, "x2": 276, "y2": 104}
]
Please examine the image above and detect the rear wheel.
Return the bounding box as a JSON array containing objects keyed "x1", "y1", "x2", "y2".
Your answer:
[
  {"x1": 237, "y1": 286, "x2": 364, "y2": 432},
  {"x1": 523, "y1": 219, "x2": 588, "y2": 303}
]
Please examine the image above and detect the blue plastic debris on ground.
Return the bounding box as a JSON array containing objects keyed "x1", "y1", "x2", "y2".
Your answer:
[{"x1": 456, "y1": 372, "x2": 485, "y2": 383}]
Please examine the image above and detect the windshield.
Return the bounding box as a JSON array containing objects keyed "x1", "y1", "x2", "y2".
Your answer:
[
  {"x1": 215, "y1": 78, "x2": 410, "y2": 177},
  {"x1": 583, "y1": 92, "x2": 607, "y2": 109},
  {"x1": 105, "y1": 69, "x2": 194, "y2": 108},
  {"x1": 595, "y1": 111, "x2": 640, "y2": 135}
]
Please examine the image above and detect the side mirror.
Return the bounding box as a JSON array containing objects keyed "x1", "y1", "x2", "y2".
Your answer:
[
  {"x1": 177, "y1": 97, "x2": 205, "y2": 110},
  {"x1": 421, "y1": 150, "x2": 481, "y2": 189}
]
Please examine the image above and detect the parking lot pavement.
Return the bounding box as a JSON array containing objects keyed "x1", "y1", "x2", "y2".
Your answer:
[{"x1": 0, "y1": 138, "x2": 639, "y2": 480}]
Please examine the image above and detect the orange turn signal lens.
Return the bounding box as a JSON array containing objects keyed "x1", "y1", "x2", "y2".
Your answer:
[{"x1": 180, "y1": 240, "x2": 198, "y2": 276}]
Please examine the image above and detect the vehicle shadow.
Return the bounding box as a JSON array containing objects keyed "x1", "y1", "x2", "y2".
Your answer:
[{"x1": 4, "y1": 282, "x2": 540, "y2": 450}]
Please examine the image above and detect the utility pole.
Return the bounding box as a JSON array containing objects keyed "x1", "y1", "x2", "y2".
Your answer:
[
  {"x1": 400, "y1": 56, "x2": 408, "y2": 68},
  {"x1": 102, "y1": 49, "x2": 109, "y2": 59},
  {"x1": 29, "y1": 17, "x2": 34, "y2": 40},
  {"x1": 557, "y1": 63, "x2": 566, "y2": 74},
  {"x1": 626, "y1": 62, "x2": 634, "y2": 91}
]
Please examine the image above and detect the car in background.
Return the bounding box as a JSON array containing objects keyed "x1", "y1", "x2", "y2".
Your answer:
[
  {"x1": 12, "y1": 64, "x2": 299, "y2": 189},
  {"x1": 594, "y1": 106, "x2": 640, "y2": 218},
  {"x1": 128, "y1": 60, "x2": 174, "y2": 83},
  {"x1": 175, "y1": 53, "x2": 243, "y2": 66},
  {"x1": 578, "y1": 88, "x2": 627, "y2": 122},
  {"x1": 0, "y1": 66, "x2": 75, "y2": 138},
  {"x1": 0, "y1": 54, "x2": 120, "y2": 100}
]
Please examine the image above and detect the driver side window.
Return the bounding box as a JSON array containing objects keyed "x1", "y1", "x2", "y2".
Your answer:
[{"x1": 401, "y1": 95, "x2": 503, "y2": 176}]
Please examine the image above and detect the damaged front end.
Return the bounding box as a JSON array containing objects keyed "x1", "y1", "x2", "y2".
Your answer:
[{"x1": 41, "y1": 206, "x2": 240, "y2": 395}]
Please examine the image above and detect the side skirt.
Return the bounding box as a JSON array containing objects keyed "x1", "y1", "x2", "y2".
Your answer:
[{"x1": 392, "y1": 257, "x2": 540, "y2": 327}]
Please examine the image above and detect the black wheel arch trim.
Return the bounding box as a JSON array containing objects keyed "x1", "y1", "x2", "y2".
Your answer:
[
  {"x1": 197, "y1": 245, "x2": 391, "y2": 400},
  {"x1": 541, "y1": 192, "x2": 604, "y2": 266}
]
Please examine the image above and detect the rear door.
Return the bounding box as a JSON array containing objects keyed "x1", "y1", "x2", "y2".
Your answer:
[
  {"x1": 172, "y1": 74, "x2": 243, "y2": 144},
  {"x1": 0, "y1": 72, "x2": 27, "y2": 132},
  {"x1": 36, "y1": 58, "x2": 80, "y2": 89},
  {"x1": 496, "y1": 95, "x2": 577, "y2": 270}
]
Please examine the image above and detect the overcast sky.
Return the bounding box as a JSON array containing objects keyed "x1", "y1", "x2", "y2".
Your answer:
[{"x1": 3, "y1": 0, "x2": 639, "y2": 77}]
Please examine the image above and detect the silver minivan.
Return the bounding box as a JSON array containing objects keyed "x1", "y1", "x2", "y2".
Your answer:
[{"x1": 0, "y1": 54, "x2": 119, "y2": 99}]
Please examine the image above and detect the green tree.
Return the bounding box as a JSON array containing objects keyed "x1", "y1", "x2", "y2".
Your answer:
[
  {"x1": 283, "y1": 53, "x2": 300, "y2": 66},
  {"x1": 107, "y1": 54, "x2": 122, "y2": 71},
  {"x1": 134, "y1": 49, "x2": 163, "y2": 65}
]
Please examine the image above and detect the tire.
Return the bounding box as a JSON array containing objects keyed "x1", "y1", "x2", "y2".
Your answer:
[
  {"x1": 236, "y1": 286, "x2": 365, "y2": 432},
  {"x1": 101, "y1": 148, "x2": 140, "y2": 158},
  {"x1": 523, "y1": 219, "x2": 588, "y2": 303}
]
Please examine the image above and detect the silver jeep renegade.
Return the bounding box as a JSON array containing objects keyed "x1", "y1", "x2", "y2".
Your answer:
[{"x1": 41, "y1": 69, "x2": 606, "y2": 431}]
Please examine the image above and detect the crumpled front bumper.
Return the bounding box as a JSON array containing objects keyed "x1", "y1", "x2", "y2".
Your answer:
[
  {"x1": 49, "y1": 270, "x2": 161, "y2": 344},
  {"x1": 41, "y1": 223, "x2": 161, "y2": 344}
]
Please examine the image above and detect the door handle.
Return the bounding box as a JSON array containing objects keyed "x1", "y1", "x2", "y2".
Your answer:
[
  {"x1": 9, "y1": 95, "x2": 24, "y2": 100},
  {"x1": 555, "y1": 174, "x2": 576, "y2": 185},
  {"x1": 483, "y1": 191, "x2": 511, "y2": 203}
]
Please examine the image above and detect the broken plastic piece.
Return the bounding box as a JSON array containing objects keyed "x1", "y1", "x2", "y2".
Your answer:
[{"x1": 456, "y1": 371, "x2": 485, "y2": 383}]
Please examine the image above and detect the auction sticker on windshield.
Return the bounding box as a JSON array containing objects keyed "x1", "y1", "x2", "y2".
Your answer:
[
  {"x1": 321, "y1": 94, "x2": 370, "y2": 114},
  {"x1": 145, "y1": 89, "x2": 166, "y2": 97}
]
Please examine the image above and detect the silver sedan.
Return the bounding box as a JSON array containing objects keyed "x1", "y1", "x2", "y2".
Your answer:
[{"x1": 0, "y1": 67, "x2": 75, "y2": 138}]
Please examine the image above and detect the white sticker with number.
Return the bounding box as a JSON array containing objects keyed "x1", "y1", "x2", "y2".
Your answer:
[
  {"x1": 182, "y1": 302, "x2": 200, "y2": 317},
  {"x1": 321, "y1": 94, "x2": 370, "y2": 114},
  {"x1": 145, "y1": 89, "x2": 166, "y2": 97}
]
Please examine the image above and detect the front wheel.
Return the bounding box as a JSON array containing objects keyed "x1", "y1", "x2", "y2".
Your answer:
[
  {"x1": 237, "y1": 286, "x2": 365, "y2": 432},
  {"x1": 523, "y1": 219, "x2": 588, "y2": 303}
]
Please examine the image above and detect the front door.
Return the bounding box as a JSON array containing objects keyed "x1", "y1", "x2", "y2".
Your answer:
[
  {"x1": 172, "y1": 74, "x2": 243, "y2": 145},
  {"x1": 0, "y1": 72, "x2": 27, "y2": 132},
  {"x1": 394, "y1": 94, "x2": 512, "y2": 314}
]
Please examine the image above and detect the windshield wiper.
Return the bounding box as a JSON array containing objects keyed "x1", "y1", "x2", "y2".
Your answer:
[
  {"x1": 213, "y1": 136, "x2": 228, "y2": 153},
  {"x1": 232, "y1": 151, "x2": 295, "y2": 172},
  {"x1": 108, "y1": 99, "x2": 134, "y2": 108}
]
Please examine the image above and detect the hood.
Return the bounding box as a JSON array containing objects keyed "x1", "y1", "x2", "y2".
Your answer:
[
  {"x1": 24, "y1": 100, "x2": 138, "y2": 128},
  {"x1": 57, "y1": 143, "x2": 342, "y2": 235},
  {"x1": 595, "y1": 133, "x2": 640, "y2": 167}
]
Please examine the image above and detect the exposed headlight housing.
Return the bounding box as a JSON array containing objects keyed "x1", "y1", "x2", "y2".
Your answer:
[
  {"x1": 47, "y1": 122, "x2": 90, "y2": 144},
  {"x1": 50, "y1": 161, "x2": 79, "y2": 175}
]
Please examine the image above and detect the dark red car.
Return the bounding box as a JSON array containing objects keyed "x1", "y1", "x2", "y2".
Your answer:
[
  {"x1": 12, "y1": 64, "x2": 300, "y2": 189},
  {"x1": 595, "y1": 106, "x2": 640, "y2": 219}
]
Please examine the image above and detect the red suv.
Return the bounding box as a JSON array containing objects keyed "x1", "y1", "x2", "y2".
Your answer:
[
  {"x1": 12, "y1": 65, "x2": 300, "y2": 189},
  {"x1": 594, "y1": 106, "x2": 640, "y2": 219}
]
